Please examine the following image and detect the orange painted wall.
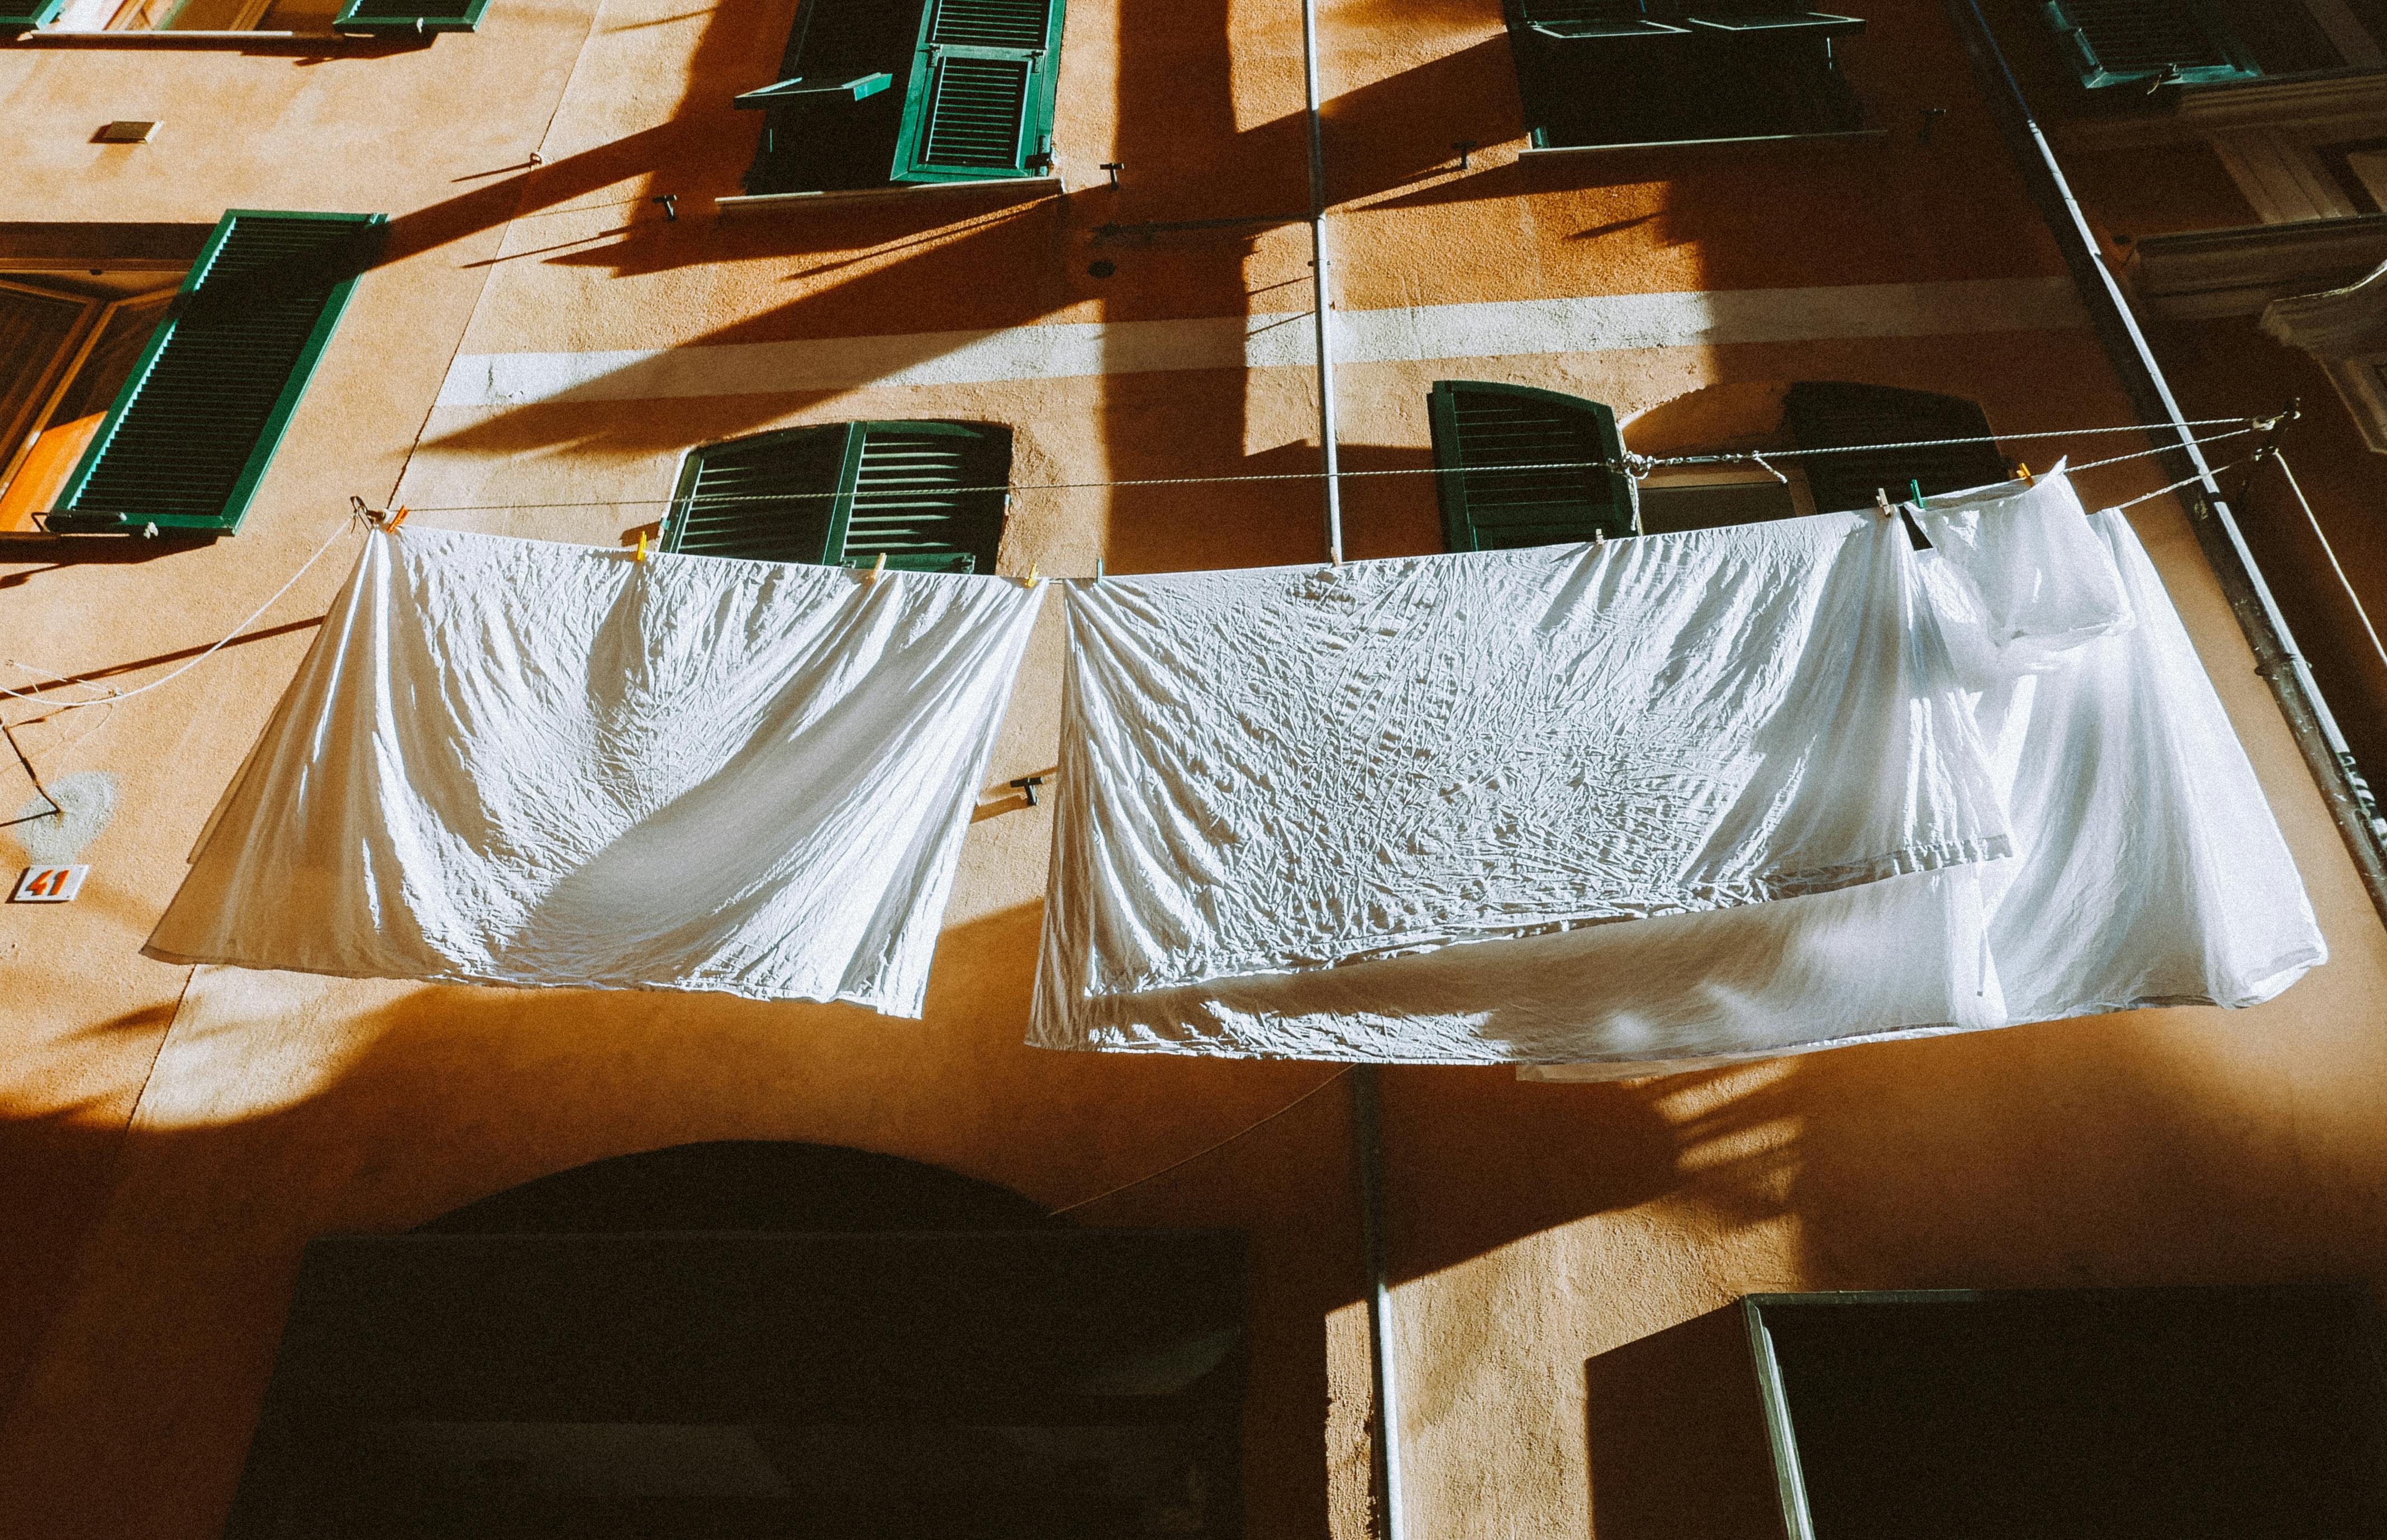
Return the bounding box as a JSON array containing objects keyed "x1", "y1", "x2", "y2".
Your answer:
[{"x1": 2, "y1": 4, "x2": 2386, "y2": 1539}]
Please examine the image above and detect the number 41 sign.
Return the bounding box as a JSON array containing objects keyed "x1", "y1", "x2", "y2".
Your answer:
[{"x1": 12, "y1": 866, "x2": 88, "y2": 903}]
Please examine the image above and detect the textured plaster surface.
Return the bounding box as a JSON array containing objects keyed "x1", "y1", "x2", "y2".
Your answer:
[{"x1": 2, "y1": 3, "x2": 2386, "y2": 1539}]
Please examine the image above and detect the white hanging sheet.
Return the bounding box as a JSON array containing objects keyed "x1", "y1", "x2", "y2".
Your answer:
[
  {"x1": 145, "y1": 527, "x2": 1043, "y2": 1016},
  {"x1": 1033, "y1": 509, "x2": 2013, "y2": 1055},
  {"x1": 1524, "y1": 484, "x2": 2328, "y2": 1080}
]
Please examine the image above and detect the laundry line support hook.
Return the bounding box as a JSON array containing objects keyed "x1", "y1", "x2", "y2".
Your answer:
[{"x1": 1, "y1": 718, "x2": 62, "y2": 824}]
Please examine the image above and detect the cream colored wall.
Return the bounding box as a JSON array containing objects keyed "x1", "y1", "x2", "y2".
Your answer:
[{"x1": 4, "y1": 3, "x2": 2387, "y2": 1540}]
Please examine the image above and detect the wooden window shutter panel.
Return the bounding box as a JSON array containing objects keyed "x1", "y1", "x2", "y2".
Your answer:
[
  {"x1": 332, "y1": 0, "x2": 489, "y2": 36},
  {"x1": 835, "y1": 422, "x2": 1011, "y2": 573},
  {"x1": 0, "y1": 0, "x2": 63, "y2": 32},
  {"x1": 1427, "y1": 380, "x2": 1635, "y2": 553},
  {"x1": 663, "y1": 424, "x2": 860, "y2": 565},
  {"x1": 1781, "y1": 382, "x2": 2010, "y2": 515},
  {"x1": 662, "y1": 421, "x2": 1010, "y2": 574},
  {"x1": 2041, "y1": 0, "x2": 2260, "y2": 88},
  {"x1": 46, "y1": 211, "x2": 381, "y2": 537},
  {"x1": 891, "y1": 0, "x2": 1064, "y2": 182}
]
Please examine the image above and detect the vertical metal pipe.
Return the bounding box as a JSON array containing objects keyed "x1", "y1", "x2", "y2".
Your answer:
[
  {"x1": 1351, "y1": 1064, "x2": 1406, "y2": 1540},
  {"x1": 1942, "y1": 0, "x2": 2387, "y2": 923},
  {"x1": 1301, "y1": 0, "x2": 1344, "y2": 562}
]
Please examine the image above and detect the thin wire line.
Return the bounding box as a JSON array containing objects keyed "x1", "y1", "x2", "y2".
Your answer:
[
  {"x1": 2065, "y1": 422, "x2": 2258, "y2": 476},
  {"x1": 2107, "y1": 456, "x2": 2255, "y2": 514},
  {"x1": 1, "y1": 519, "x2": 358, "y2": 710},
  {"x1": 396, "y1": 418, "x2": 2265, "y2": 515},
  {"x1": 1047, "y1": 1066, "x2": 1353, "y2": 1217},
  {"x1": 2268, "y1": 449, "x2": 2387, "y2": 678}
]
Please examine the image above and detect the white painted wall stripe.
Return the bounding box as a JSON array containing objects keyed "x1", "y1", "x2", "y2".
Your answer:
[{"x1": 435, "y1": 278, "x2": 2088, "y2": 408}]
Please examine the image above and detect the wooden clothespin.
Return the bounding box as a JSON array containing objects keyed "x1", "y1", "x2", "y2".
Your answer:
[
  {"x1": 1874, "y1": 487, "x2": 1892, "y2": 518},
  {"x1": 633, "y1": 530, "x2": 648, "y2": 563},
  {"x1": 1022, "y1": 562, "x2": 1042, "y2": 589},
  {"x1": 386, "y1": 506, "x2": 409, "y2": 531},
  {"x1": 864, "y1": 551, "x2": 886, "y2": 584},
  {"x1": 2014, "y1": 461, "x2": 2034, "y2": 486}
]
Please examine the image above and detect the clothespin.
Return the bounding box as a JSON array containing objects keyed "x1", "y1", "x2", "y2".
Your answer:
[
  {"x1": 864, "y1": 551, "x2": 886, "y2": 584},
  {"x1": 386, "y1": 506, "x2": 410, "y2": 531},
  {"x1": 1593, "y1": 528, "x2": 1606, "y2": 545},
  {"x1": 1022, "y1": 562, "x2": 1042, "y2": 589},
  {"x1": 1874, "y1": 487, "x2": 1892, "y2": 518},
  {"x1": 633, "y1": 530, "x2": 649, "y2": 563},
  {"x1": 1908, "y1": 478, "x2": 1925, "y2": 507},
  {"x1": 2015, "y1": 461, "x2": 2034, "y2": 486},
  {"x1": 1094, "y1": 558, "x2": 1105, "y2": 583}
]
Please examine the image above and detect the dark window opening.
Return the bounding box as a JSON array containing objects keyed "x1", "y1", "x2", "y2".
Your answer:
[
  {"x1": 1505, "y1": 0, "x2": 1867, "y2": 149},
  {"x1": 1781, "y1": 380, "x2": 2008, "y2": 514}
]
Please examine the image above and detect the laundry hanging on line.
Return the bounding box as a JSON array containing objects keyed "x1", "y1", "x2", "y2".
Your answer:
[
  {"x1": 144, "y1": 526, "x2": 1043, "y2": 1015},
  {"x1": 1031, "y1": 504, "x2": 2018, "y2": 1053},
  {"x1": 1036, "y1": 471, "x2": 2323, "y2": 1067},
  {"x1": 1522, "y1": 482, "x2": 2326, "y2": 1079}
]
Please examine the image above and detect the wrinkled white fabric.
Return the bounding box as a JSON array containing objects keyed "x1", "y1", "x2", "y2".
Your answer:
[
  {"x1": 1527, "y1": 493, "x2": 2328, "y2": 1080},
  {"x1": 1904, "y1": 463, "x2": 2133, "y2": 668},
  {"x1": 146, "y1": 527, "x2": 1042, "y2": 1015},
  {"x1": 1033, "y1": 511, "x2": 2012, "y2": 1052},
  {"x1": 1957, "y1": 508, "x2": 2323, "y2": 1021}
]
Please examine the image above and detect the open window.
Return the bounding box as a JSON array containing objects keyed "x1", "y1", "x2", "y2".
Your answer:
[
  {"x1": 664, "y1": 421, "x2": 1011, "y2": 573},
  {"x1": 1781, "y1": 382, "x2": 2009, "y2": 513},
  {"x1": 1427, "y1": 381, "x2": 1637, "y2": 550},
  {"x1": 743, "y1": 0, "x2": 1064, "y2": 196},
  {"x1": 1506, "y1": 0, "x2": 1867, "y2": 150},
  {"x1": 2042, "y1": 0, "x2": 2384, "y2": 92},
  {"x1": 2, "y1": 211, "x2": 378, "y2": 538},
  {"x1": 1, "y1": 0, "x2": 479, "y2": 37}
]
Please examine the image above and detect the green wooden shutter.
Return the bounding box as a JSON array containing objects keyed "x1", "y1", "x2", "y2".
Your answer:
[
  {"x1": 838, "y1": 421, "x2": 1009, "y2": 573},
  {"x1": 1427, "y1": 381, "x2": 1635, "y2": 552},
  {"x1": 664, "y1": 421, "x2": 1009, "y2": 573},
  {"x1": 891, "y1": 0, "x2": 1063, "y2": 183},
  {"x1": 332, "y1": 0, "x2": 487, "y2": 35},
  {"x1": 662, "y1": 425, "x2": 857, "y2": 564},
  {"x1": 2042, "y1": 0, "x2": 2259, "y2": 88},
  {"x1": 1781, "y1": 382, "x2": 2010, "y2": 514},
  {"x1": 0, "y1": 0, "x2": 63, "y2": 32},
  {"x1": 46, "y1": 211, "x2": 381, "y2": 537}
]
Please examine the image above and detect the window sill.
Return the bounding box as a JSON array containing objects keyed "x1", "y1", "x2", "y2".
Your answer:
[
  {"x1": 12, "y1": 27, "x2": 428, "y2": 47},
  {"x1": 715, "y1": 176, "x2": 1066, "y2": 216},
  {"x1": 2128, "y1": 212, "x2": 2387, "y2": 318},
  {"x1": 1521, "y1": 128, "x2": 1888, "y2": 156}
]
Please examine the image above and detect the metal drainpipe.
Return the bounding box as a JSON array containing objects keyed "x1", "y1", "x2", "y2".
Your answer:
[
  {"x1": 1298, "y1": 19, "x2": 1396, "y2": 1533},
  {"x1": 1302, "y1": 0, "x2": 1345, "y2": 563},
  {"x1": 1351, "y1": 1063, "x2": 1407, "y2": 1540},
  {"x1": 1943, "y1": 0, "x2": 2387, "y2": 925}
]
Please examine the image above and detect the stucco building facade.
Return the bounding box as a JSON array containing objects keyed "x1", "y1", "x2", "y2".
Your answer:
[{"x1": 4, "y1": 0, "x2": 2387, "y2": 1535}]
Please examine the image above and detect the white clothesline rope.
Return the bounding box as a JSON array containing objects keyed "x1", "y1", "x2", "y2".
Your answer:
[
  {"x1": 1, "y1": 517, "x2": 360, "y2": 712},
  {"x1": 0, "y1": 418, "x2": 2274, "y2": 725},
  {"x1": 2268, "y1": 448, "x2": 2387, "y2": 680},
  {"x1": 379, "y1": 414, "x2": 2275, "y2": 514}
]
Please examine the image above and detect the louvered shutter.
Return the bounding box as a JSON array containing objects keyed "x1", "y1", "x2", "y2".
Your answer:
[
  {"x1": 332, "y1": 0, "x2": 487, "y2": 35},
  {"x1": 0, "y1": 0, "x2": 61, "y2": 32},
  {"x1": 2041, "y1": 0, "x2": 2258, "y2": 88},
  {"x1": 1782, "y1": 382, "x2": 2010, "y2": 515},
  {"x1": 46, "y1": 211, "x2": 381, "y2": 536},
  {"x1": 1427, "y1": 381, "x2": 1635, "y2": 552},
  {"x1": 891, "y1": 0, "x2": 1063, "y2": 183},
  {"x1": 664, "y1": 421, "x2": 1009, "y2": 573},
  {"x1": 838, "y1": 422, "x2": 1009, "y2": 573},
  {"x1": 662, "y1": 425, "x2": 858, "y2": 564}
]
